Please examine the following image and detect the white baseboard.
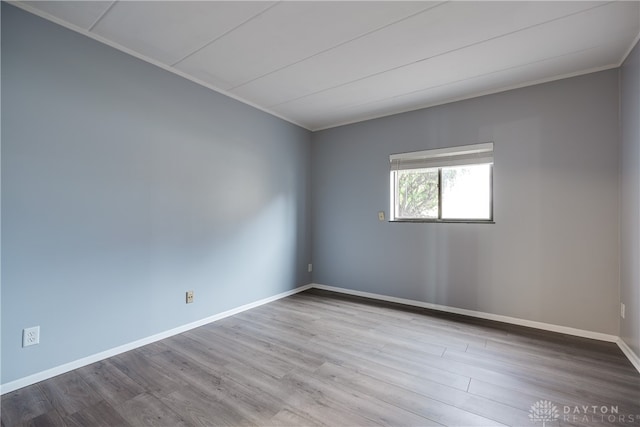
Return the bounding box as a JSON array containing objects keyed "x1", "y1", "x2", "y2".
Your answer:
[
  {"x1": 617, "y1": 338, "x2": 640, "y2": 373},
  {"x1": 0, "y1": 284, "x2": 313, "y2": 395},
  {"x1": 3, "y1": 282, "x2": 637, "y2": 394},
  {"x1": 311, "y1": 284, "x2": 619, "y2": 343},
  {"x1": 311, "y1": 284, "x2": 640, "y2": 375}
]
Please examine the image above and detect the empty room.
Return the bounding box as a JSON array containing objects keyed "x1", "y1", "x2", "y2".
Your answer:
[{"x1": 2, "y1": 1, "x2": 640, "y2": 426}]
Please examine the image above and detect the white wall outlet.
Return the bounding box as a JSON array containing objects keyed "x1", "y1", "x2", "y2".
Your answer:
[
  {"x1": 378, "y1": 211, "x2": 385, "y2": 221},
  {"x1": 186, "y1": 290, "x2": 194, "y2": 304},
  {"x1": 308, "y1": 263, "x2": 313, "y2": 273},
  {"x1": 621, "y1": 303, "x2": 626, "y2": 319},
  {"x1": 23, "y1": 326, "x2": 40, "y2": 347}
]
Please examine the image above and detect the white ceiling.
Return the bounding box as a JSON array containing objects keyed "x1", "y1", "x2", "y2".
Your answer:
[{"x1": 12, "y1": 1, "x2": 640, "y2": 131}]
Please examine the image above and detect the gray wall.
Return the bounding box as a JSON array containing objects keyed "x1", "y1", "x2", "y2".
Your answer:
[
  {"x1": 620, "y1": 40, "x2": 640, "y2": 357},
  {"x1": 312, "y1": 70, "x2": 620, "y2": 335},
  {"x1": 1, "y1": 4, "x2": 311, "y2": 384}
]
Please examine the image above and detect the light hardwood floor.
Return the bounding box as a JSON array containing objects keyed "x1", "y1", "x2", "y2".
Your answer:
[{"x1": 2, "y1": 289, "x2": 640, "y2": 426}]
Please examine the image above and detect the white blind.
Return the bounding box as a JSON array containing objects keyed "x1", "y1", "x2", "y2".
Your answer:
[{"x1": 390, "y1": 142, "x2": 493, "y2": 171}]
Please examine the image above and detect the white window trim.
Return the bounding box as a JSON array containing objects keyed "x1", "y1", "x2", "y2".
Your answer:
[{"x1": 389, "y1": 142, "x2": 494, "y2": 223}]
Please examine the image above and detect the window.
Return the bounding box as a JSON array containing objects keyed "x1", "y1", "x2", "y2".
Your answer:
[{"x1": 389, "y1": 142, "x2": 494, "y2": 222}]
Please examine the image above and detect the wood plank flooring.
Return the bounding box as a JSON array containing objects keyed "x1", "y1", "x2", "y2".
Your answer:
[{"x1": 2, "y1": 289, "x2": 639, "y2": 426}]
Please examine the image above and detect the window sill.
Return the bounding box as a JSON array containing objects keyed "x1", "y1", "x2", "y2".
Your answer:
[{"x1": 389, "y1": 219, "x2": 495, "y2": 224}]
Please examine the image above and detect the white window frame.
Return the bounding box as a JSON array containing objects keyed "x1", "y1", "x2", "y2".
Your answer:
[{"x1": 389, "y1": 142, "x2": 494, "y2": 223}]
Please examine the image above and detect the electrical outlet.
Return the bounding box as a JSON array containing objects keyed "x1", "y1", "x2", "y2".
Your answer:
[
  {"x1": 23, "y1": 326, "x2": 40, "y2": 347},
  {"x1": 621, "y1": 303, "x2": 626, "y2": 319},
  {"x1": 186, "y1": 290, "x2": 194, "y2": 304},
  {"x1": 308, "y1": 263, "x2": 313, "y2": 273}
]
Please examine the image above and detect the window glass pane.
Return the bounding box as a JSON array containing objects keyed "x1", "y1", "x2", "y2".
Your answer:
[
  {"x1": 396, "y1": 168, "x2": 438, "y2": 219},
  {"x1": 441, "y1": 164, "x2": 491, "y2": 219}
]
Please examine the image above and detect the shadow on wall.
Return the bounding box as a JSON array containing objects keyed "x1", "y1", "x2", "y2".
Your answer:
[{"x1": 416, "y1": 226, "x2": 479, "y2": 309}]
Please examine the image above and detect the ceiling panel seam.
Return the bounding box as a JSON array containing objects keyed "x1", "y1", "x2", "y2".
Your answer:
[
  {"x1": 332, "y1": 46, "x2": 620, "y2": 115},
  {"x1": 227, "y1": 0, "x2": 448, "y2": 91},
  {"x1": 265, "y1": 0, "x2": 619, "y2": 109},
  {"x1": 312, "y1": 62, "x2": 621, "y2": 131},
  {"x1": 88, "y1": 0, "x2": 117, "y2": 32},
  {"x1": 170, "y1": 1, "x2": 280, "y2": 67}
]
